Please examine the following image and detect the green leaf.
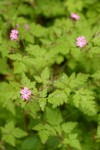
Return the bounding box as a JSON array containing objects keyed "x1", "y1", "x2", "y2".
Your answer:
[
  {"x1": 73, "y1": 89, "x2": 97, "y2": 116},
  {"x1": 13, "y1": 128, "x2": 27, "y2": 138},
  {"x1": 52, "y1": 37, "x2": 69, "y2": 55},
  {"x1": 1, "y1": 121, "x2": 15, "y2": 146},
  {"x1": 64, "y1": 134, "x2": 81, "y2": 150},
  {"x1": 48, "y1": 90, "x2": 68, "y2": 107},
  {"x1": 33, "y1": 123, "x2": 44, "y2": 131},
  {"x1": 69, "y1": 73, "x2": 89, "y2": 89},
  {"x1": 38, "y1": 130, "x2": 50, "y2": 144},
  {"x1": 14, "y1": 61, "x2": 26, "y2": 73},
  {"x1": 46, "y1": 107, "x2": 63, "y2": 125},
  {"x1": 54, "y1": 73, "x2": 89, "y2": 91},
  {"x1": 30, "y1": 23, "x2": 46, "y2": 37},
  {"x1": 24, "y1": 102, "x2": 40, "y2": 119},
  {"x1": 33, "y1": 124, "x2": 53, "y2": 144},
  {"x1": 2, "y1": 134, "x2": 15, "y2": 147},
  {"x1": 62, "y1": 122, "x2": 77, "y2": 134},
  {"x1": 0, "y1": 82, "x2": 19, "y2": 115},
  {"x1": 8, "y1": 53, "x2": 22, "y2": 61},
  {"x1": 92, "y1": 70, "x2": 100, "y2": 79},
  {"x1": 21, "y1": 136, "x2": 41, "y2": 150},
  {"x1": 0, "y1": 58, "x2": 9, "y2": 74},
  {"x1": 21, "y1": 73, "x2": 36, "y2": 88},
  {"x1": 0, "y1": 41, "x2": 9, "y2": 57},
  {"x1": 26, "y1": 45, "x2": 44, "y2": 56},
  {"x1": 35, "y1": 67, "x2": 50, "y2": 85},
  {"x1": 1, "y1": 121, "x2": 27, "y2": 146},
  {"x1": 92, "y1": 37, "x2": 100, "y2": 46},
  {"x1": 41, "y1": 67, "x2": 50, "y2": 81},
  {"x1": 39, "y1": 98, "x2": 47, "y2": 111}
]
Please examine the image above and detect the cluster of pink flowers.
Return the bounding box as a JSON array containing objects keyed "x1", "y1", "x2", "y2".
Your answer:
[
  {"x1": 71, "y1": 13, "x2": 80, "y2": 20},
  {"x1": 10, "y1": 29, "x2": 18, "y2": 40},
  {"x1": 70, "y1": 13, "x2": 87, "y2": 47},
  {"x1": 76, "y1": 36, "x2": 87, "y2": 48},
  {"x1": 19, "y1": 15, "x2": 87, "y2": 100},
  {"x1": 20, "y1": 87, "x2": 32, "y2": 101}
]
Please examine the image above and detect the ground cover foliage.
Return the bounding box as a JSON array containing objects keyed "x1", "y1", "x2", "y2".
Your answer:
[{"x1": 0, "y1": 0, "x2": 100, "y2": 149}]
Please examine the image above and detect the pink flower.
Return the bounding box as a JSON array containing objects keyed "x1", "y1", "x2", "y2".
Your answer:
[
  {"x1": 25, "y1": 24, "x2": 30, "y2": 30},
  {"x1": 10, "y1": 29, "x2": 18, "y2": 40},
  {"x1": 71, "y1": 13, "x2": 80, "y2": 20},
  {"x1": 76, "y1": 36, "x2": 87, "y2": 48},
  {"x1": 16, "y1": 24, "x2": 20, "y2": 28},
  {"x1": 20, "y1": 87, "x2": 32, "y2": 101}
]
